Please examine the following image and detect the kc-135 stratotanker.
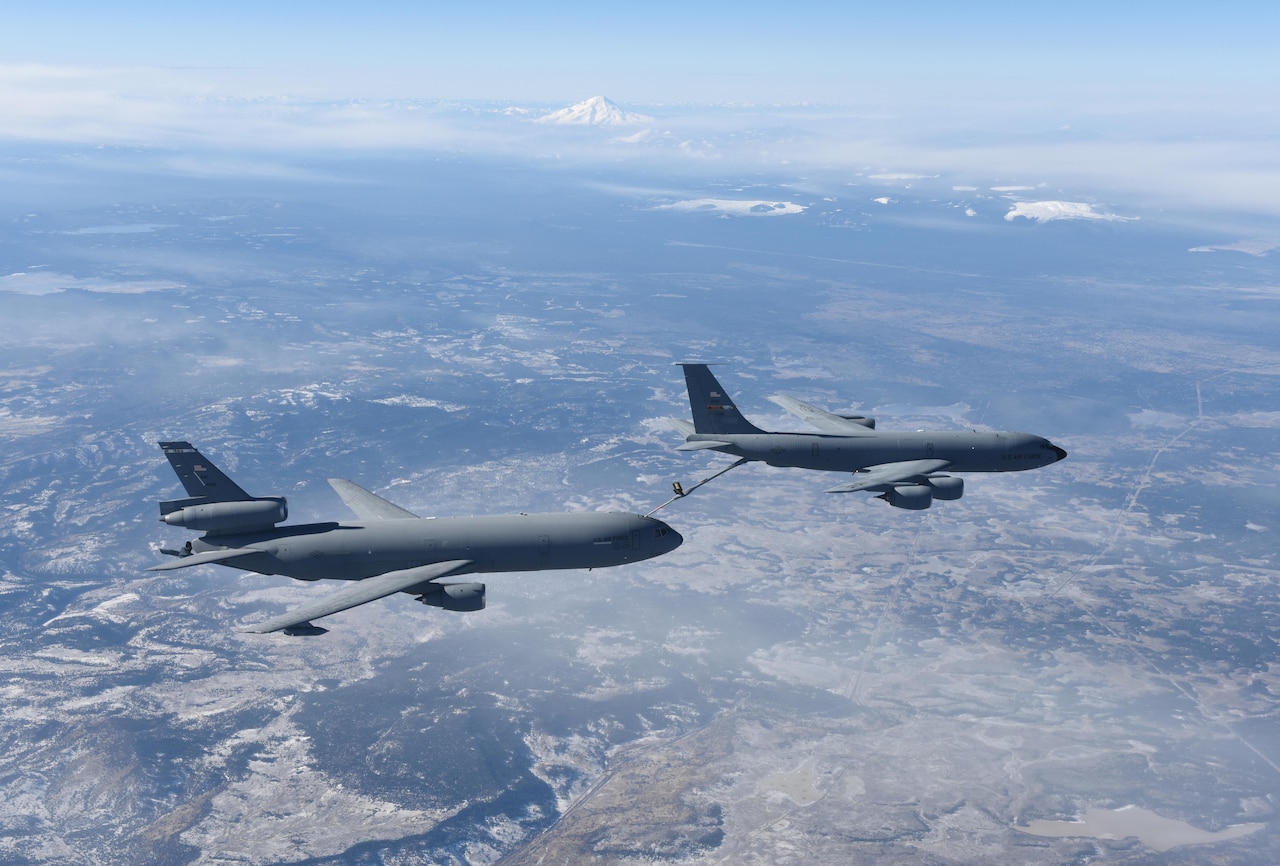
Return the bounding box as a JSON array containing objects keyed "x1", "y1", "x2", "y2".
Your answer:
[
  {"x1": 150, "y1": 441, "x2": 682, "y2": 635},
  {"x1": 669, "y1": 364, "x2": 1066, "y2": 510}
]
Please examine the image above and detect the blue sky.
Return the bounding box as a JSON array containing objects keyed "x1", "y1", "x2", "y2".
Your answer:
[{"x1": 3, "y1": 2, "x2": 1276, "y2": 105}]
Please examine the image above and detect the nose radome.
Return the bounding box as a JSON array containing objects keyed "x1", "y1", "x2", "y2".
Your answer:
[
  {"x1": 652, "y1": 521, "x2": 683, "y2": 552},
  {"x1": 1051, "y1": 444, "x2": 1068, "y2": 462}
]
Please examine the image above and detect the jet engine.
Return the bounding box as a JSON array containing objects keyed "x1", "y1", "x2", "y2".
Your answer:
[
  {"x1": 837, "y1": 414, "x2": 876, "y2": 429},
  {"x1": 161, "y1": 497, "x2": 288, "y2": 533},
  {"x1": 417, "y1": 582, "x2": 486, "y2": 612},
  {"x1": 877, "y1": 484, "x2": 933, "y2": 510},
  {"x1": 926, "y1": 475, "x2": 964, "y2": 501}
]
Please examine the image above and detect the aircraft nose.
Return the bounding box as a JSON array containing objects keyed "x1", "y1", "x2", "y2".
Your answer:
[
  {"x1": 655, "y1": 520, "x2": 683, "y2": 553},
  {"x1": 1050, "y1": 443, "x2": 1068, "y2": 462}
]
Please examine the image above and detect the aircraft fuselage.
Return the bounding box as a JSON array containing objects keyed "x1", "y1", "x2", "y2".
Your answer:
[
  {"x1": 686, "y1": 430, "x2": 1064, "y2": 473},
  {"x1": 188, "y1": 511, "x2": 681, "y2": 582}
]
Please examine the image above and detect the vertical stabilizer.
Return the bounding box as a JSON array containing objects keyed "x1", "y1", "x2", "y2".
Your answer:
[
  {"x1": 679, "y1": 364, "x2": 766, "y2": 435},
  {"x1": 158, "y1": 441, "x2": 252, "y2": 502}
]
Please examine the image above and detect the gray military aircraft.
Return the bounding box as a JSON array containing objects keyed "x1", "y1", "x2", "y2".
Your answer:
[
  {"x1": 669, "y1": 364, "x2": 1066, "y2": 509},
  {"x1": 149, "y1": 441, "x2": 682, "y2": 635}
]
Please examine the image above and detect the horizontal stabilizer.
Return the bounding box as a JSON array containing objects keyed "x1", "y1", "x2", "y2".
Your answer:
[
  {"x1": 666, "y1": 417, "x2": 696, "y2": 437},
  {"x1": 676, "y1": 440, "x2": 733, "y2": 452},
  {"x1": 328, "y1": 478, "x2": 420, "y2": 520},
  {"x1": 147, "y1": 547, "x2": 263, "y2": 572},
  {"x1": 823, "y1": 459, "x2": 951, "y2": 493},
  {"x1": 241, "y1": 559, "x2": 473, "y2": 634}
]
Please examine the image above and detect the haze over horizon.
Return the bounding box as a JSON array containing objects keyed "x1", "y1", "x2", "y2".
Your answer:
[{"x1": 4, "y1": 4, "x2": 1278, "y2": 221}]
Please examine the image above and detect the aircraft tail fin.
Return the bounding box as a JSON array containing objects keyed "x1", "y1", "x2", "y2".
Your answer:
[
  {"x1": 156, "y1": 442, "x2": 288, "y2": 533},
  {"x1": 158, "y1": 441, "x2": 252, "y2": 502},
  {"x1": 679, "y1": 364, "x2": 766, "y2": 435}
]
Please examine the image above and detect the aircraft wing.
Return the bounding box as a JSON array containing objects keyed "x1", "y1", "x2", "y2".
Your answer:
[
  {"x1": 824, "y1": 459, "x2": 952, "y2": 493},
  {"x1": 146, "y1": 547, "x2": 264, "y2": 571},
  {"x1": 328, "y1": 478, "x2": 420, "y2": 520},
  {"x1": 676, "y1": 440, "x2": 733, "y2": 452},
  {"x1": 767, "y1": 395, "x2": 877, "y2": 436},
  {"x1": 242, "y1": 559, "x2": 474, "y2": 634}
]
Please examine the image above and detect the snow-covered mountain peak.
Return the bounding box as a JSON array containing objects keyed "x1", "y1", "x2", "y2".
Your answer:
[{"x1": 537, "y1": 96, "x2": 652, "y2": 126}]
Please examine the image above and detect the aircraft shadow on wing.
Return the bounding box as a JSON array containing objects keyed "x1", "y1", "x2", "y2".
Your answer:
[
  {"x1": 669, "y1": 364, "x2": 1066, "y2": 510},
  {"x1": 150, "y1": 442, "x2": 682, "y2": 635}
]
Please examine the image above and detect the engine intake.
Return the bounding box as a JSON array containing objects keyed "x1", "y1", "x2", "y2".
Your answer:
[
  {"x1": 878, "y1": 484, "x2": 933, "y2": 510},
  {"x1": 161, "y1": 497, "x2": 288, "y2": 533},
  {"x1": 837, "y1": 414, "x2": 876, "y2": 429},
  {"x1": 926, "y1": 475, "x2": 964, "y2": 501},
  {"x1": 417, "y1": 582, "x2": 486, "y2": 612}
]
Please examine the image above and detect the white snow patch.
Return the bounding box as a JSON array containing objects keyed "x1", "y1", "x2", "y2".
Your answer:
[
  {"x1": 0, "y1": 271, "x2": 183, "y2": 294},
  {"x1": 1225, "y1": 411, "x2": 1280, "y2": 428},
  {"x1": 370, "y1": 395, "x2": 467, "y2": 412},
  {"x1": 1189, "y1": 238, "x2": 1280, "y2": 256},
  {"x1": 1004, "y1": 201, "x2": 1134, "y2": 223},
  {"x1": 611, "y1": 128, "x2": 652, "y2": 144},
  {"x1": 656, "y1": 199, "x2": 806, "y2": 217},
  {"x1": 1127, "y1": 409, "x2": 1185, "y2": 429},
  {"x1": 59, "y1": 223, "x2": 173, "y2": 235}
]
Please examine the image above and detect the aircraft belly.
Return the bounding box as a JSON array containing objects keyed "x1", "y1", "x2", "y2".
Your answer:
[{"x1": 189, "y1": 539, "x2": 281, "y2": 576}]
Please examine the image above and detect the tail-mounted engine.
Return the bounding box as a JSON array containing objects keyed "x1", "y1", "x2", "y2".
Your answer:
[
  {"x1": 417, "y1": 582, "x2": 486, "y2": 612},
  {"x1": 159, "y1": 496, "x2": 288, "y2": 534}
]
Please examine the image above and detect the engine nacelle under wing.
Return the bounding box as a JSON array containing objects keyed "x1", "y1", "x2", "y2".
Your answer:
[
  {"x1": 162, "y1": 497, "x2": 288, "y2": 533},
  {"x1": 837, "y1": 414, "x2": 876, "y2": 429},
  {"x1": 926, "y1": 475, "x2": 964, "y2": 501},
  {"x1": 417, "y1": 582, "x2": 486, "y2": 612},
  {"x1": 877, "y1": 484, "x2": 933, "y2": 510}
]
